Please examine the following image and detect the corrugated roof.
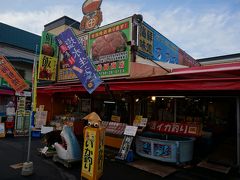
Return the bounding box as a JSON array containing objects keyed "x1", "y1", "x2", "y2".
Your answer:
[
  {"x1": 0, "y1": 22, "x2": 41, "y2": 52},
  {"x1": 44, "y1": 16, "x2": 80, "y2": 32},
  {"x1": 6, "y1": 56, "x2": 33, "y2": 64}
]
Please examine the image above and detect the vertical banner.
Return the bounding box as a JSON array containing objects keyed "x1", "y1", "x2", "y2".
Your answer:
[
  {"x1": 0, "y1": 56, "x2": 29, "y2": 92},
  {"x1": 81, "y1": 127, "x2": 105, "y2": 180},
  {"x1": 38, "y1": 31, "x2": 58, "y2": 81},
  {"x1": 56, "y1": 28, "x2": 102, "y2": 94},
  {"x1": 57, "y1": 33, "x2": 88, "y2": 82}
]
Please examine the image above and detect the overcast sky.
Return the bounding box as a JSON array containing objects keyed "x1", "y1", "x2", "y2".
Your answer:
[{"x1": 1, "y1": 0, "x2": 240, "y2": 59}]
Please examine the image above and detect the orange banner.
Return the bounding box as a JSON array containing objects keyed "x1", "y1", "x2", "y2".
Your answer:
[{"x1": 0, "y1": 56, "x2": 29, "y2": 92}]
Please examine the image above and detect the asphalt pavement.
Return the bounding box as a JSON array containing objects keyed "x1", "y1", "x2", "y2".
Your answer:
[{"x1": 0, "y1": 136, "x2": 239, "y2": 180}]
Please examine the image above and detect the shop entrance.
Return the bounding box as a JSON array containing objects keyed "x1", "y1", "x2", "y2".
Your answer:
[{"x1": 134, "y1": 95, "x2": 237, "y2": 167}]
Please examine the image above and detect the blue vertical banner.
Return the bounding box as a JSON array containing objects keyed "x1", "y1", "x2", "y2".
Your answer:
[{"x1": 55, "y1": 28, "x2": 103, "y2": 94}]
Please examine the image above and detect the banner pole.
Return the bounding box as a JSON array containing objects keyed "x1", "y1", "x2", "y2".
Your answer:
[{"x1": 22, "y1": 44, "x2": 38, "y2": 176}]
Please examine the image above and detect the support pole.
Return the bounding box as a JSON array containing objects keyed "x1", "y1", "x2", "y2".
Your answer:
[
  {"x1": 237, "y1": 97, "x2": 240, "y2": 169},
  {"x1": 21, "y1": 44, "x2": 38, "y2": 176}
]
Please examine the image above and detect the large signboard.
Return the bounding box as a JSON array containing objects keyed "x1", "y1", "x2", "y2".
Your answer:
[
  {"x1": 56, "y1": 28, "x2": 102, "y2": 94},
  {"x1": 0, "y1": 56, "x2": 29, "y2": 92},
  {"x1": 138, "y1": 22, "x2": 200, "y2": 67},
  {"x1": 147, "y1": 121, "x2": 202, "y2": 137},
  {"x1": 38, "y1": 31, "x2": 58, "y2": 81},
  {"x1": 57, "y1": 33, "x2": 88, "y2": 82},
  {"x1": 88, "y1": 17, "x2": 132, "y2": 78}
]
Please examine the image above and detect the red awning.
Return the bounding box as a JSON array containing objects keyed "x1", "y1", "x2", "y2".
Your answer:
[
  {"x1": 37, "y1": 62, "x2": 240, "y2": 94},
  {"x1": 0, "y1": 89, "x2": 14, "y2": 95}
]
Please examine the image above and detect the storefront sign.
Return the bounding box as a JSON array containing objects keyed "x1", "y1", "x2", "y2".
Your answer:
[
  {"x1": 0, "y1": 56, "x2": 29, "y2": 92},
  {"x1": 138, "y1": 22, "x2": 200, "y2": 67},
  {"x1": 89, "y1": 18, "x2": 132, "y2": 78},
  {"x1": 82, "y1": 129, "x2": 96, "y2": 177},
  {"x1": 38, "y1": 31, "x2": 58, "y2": 81},
  {"x1": 81, "y1": 127, "x2": 105, "y2": 180},
  {"x1": 56, "y1": 28, "x2": 102, "y2": 94},
  {"x1": 57, "y1": 34, "x2": 88, "y2": 82},
  {"x1": 147, "y1": 121, "x2": 202, "y2": 137}
]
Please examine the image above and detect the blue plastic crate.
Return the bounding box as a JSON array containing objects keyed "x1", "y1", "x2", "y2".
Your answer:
[{"x1": 31, "y1": 130, "x2": 41, "y2": 138}]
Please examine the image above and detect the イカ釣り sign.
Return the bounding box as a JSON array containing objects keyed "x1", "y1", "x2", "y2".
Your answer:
[{"x1": 147, "y1": 121, "x2": 202, "y2": 137}]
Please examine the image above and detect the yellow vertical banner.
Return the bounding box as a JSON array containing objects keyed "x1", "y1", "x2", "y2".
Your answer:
[
  {"x1": 81, "y1": 127, "x2": 105, "y2": 180},
  {"x1": 38, "y1": 31, "x2": 58, "y2": 81},
  {"x1": 32, "y1": 65, "x2": 37, "y2": 112}
]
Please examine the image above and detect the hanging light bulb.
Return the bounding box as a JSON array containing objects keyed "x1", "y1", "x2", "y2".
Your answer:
[{"x1": 151, "y1": 96, "x2": 156, "y2": 101}]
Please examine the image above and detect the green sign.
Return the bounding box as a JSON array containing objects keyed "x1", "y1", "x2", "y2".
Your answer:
[
  {"x1": 0, "y1": 77, "x2": 10, "y2": 87},
  {"x1": 88, "y1": 18, "x2": 132, "y2": 78},
  {"x1": 38, "y1": 31, "x2": 59, "y2": 81}
]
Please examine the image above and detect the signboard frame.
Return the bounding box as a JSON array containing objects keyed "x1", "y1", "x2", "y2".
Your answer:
[{"x1": 88, "y1": 17, "x2": 133, "y2": 78}]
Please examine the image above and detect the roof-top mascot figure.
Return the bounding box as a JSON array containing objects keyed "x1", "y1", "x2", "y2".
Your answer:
[{"x1": 80, "y1": 0, "x2": 103, "y2": 32}]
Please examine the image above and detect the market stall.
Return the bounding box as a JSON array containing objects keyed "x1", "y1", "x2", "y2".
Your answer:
[{"x1": 36, "y1": 14, "x2": 240, "y2": 170}]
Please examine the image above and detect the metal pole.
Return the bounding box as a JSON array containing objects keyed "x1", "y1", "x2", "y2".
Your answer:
[
  {"x1": 27, "y1": 44, "x2": 38, "y2": 161},
  {"x1": 237, "y1": 97, "x2": 240, "y2": 167},
  {"x1": 21, "y1": 44, "x2": 38, "y2": 176},
  {"x1": 174, "y1": 98, "x2": 177, "y2": 123}
]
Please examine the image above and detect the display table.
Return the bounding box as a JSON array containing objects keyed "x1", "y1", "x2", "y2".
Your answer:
[
  {"x1": 105, "y1": 135, "x2": 123, "y2": 149},
  {"x1": 102, "y1": 121, "x2": 126, "y2": 149}
]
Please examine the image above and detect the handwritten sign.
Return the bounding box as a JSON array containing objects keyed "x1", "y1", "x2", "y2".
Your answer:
[
  {"x1": 0, "y1": 56, "x2": 29, "y2": 92},
  {"x1": 147, "y1": 121, "x2": 202, "y2": 137},
  {"x1": 124, "y1": 125, "x2": 138, "y2": 136}
]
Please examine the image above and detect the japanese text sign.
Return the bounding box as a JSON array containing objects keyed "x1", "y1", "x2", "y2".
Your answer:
[
  {"x1": 82, "y1": 128, "x2": 96, "y2": 177},
  {"x1": 57, "y1": 33, "x2": 88, "y2": 82},
  {"x1": 38, "y1": 31, "x2": 58, "y2": 81},
  {"x1": 138, "y1": 22, "x2": 200, "y2": 67},
  {"x1": 147, "y1": 121, "x2": 202, "y2": 137},
  {"x1": 89, "y1": 18, "x2": 132, "y2": 78},
  {"x1": 56, "y1": 28, "x2": 102, "y2": 94},
  {"x1": 0, "y1": 56, "x2": 29, "y2": 92}
]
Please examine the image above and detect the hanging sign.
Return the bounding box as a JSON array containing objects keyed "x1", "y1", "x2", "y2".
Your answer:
[
  {"x1": 55, "y1": 28, "x2": 103, "y2": 94},
  {"x1": 57, "y1": 33, "x2": 88, "y2": 82},
  {"x1": 0, "y1": 56, "x2": 29, "y2": 92},
  {"x1": 38, "y1": 31, "x2": 58, "y2": 81}
]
